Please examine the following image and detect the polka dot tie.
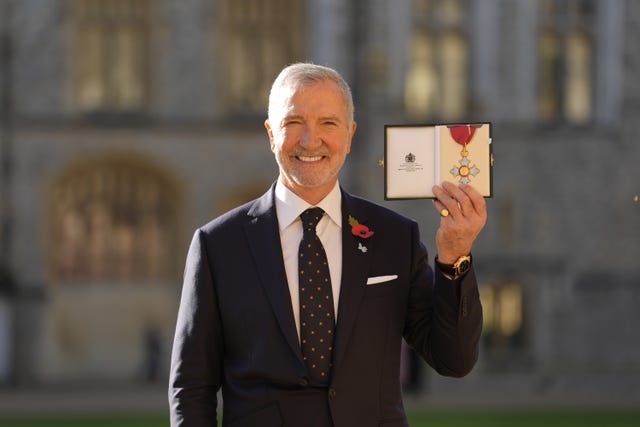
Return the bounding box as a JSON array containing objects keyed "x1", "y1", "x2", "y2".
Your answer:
[{"x1": 299, "y1": 207, "x2": 335, "y2": 385}]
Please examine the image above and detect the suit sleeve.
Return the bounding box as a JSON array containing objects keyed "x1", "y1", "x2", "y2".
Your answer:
[
  {"x1": 169, "y1": 229, "x2": 223, "y2": 426},
  {"x1": 403, "y1": 221, "x2": 483, "y2": 378}
]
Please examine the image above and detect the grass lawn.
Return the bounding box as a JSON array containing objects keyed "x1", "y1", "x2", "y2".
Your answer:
[
  {"x1": 407, "y1": 409, "x2": 640, "y2": 427},
  {"x1": 1, "y1": 409, "x2": 639, "y2": 426}
]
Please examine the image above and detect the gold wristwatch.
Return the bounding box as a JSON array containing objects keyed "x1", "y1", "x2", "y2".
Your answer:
[{"x1": 436, "y1": 255, "x2": 472, "y2": 278}]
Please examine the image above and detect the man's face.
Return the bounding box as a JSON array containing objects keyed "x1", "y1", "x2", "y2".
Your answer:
[{"x1": 265, "y1": 80, "x2": 357, "y2": 203}]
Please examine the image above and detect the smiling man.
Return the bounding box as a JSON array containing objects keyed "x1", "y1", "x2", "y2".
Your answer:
[
  {"x1": 265, "y1": 71, "x2": 357, "y2": 205},
  {"x1": 169, "y1": 63, "x2": 486, "y2": 427}
]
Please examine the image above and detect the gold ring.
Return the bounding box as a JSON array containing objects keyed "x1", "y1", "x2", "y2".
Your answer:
[{"x1": 440, "y1": 208, "x2": 449, "y2": 217}]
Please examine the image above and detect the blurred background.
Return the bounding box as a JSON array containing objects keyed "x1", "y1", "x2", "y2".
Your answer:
[{"x1": 0, "y1": 0, "x2": 639, "y2": 423}]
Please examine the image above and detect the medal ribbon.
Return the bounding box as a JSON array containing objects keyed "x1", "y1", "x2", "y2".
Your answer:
[{"x1": 449, "y1": 125, "x2": 477, "y2": 147}]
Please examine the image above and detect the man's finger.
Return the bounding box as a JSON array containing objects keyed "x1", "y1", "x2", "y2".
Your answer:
[
  {"x1": 459, "y1": 184, "x2": 486, "y2": 217},
  {"x1": 432, "y1": 185, "x2": 461, "y2": 219},
  {"x1": 442, "y1": 182, "x2": 474, "y2": 217},
  {"x1": 432, "y1": 198, "x2": 451, "y2": 219}
]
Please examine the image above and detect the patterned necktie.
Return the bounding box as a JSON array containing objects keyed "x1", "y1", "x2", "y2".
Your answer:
[{"x1": 299, "y1": 207, "x2": 335, "y2": 385}]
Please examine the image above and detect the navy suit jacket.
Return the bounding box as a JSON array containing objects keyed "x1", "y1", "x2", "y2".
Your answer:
[{"x1": 169, "y1": 185, "x2": 482, "y2": 427}]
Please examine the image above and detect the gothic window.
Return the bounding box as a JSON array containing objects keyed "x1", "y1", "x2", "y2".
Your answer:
[
  {"x1": 537, "y1": 0, "x2": 595, "y2": 124},
  {"x1": 49, "y1": 154, "x2": 180, "y2": 283},
  {"x1": 216, "y1": 0, "x2": 306, "y2": 115},
  {"x1": 405, "y1": 0, "x2": 469, "y2": 121},
  {"x1": 480, "y1": 282, "x2": 525, "y2": 352},
  {"x1": 72, "y1": 0, "x2": 150, "y2": 113}
]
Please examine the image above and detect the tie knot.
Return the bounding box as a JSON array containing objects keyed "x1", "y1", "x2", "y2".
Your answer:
[{"x1": 300, "y1": 207, "x2": 324, "y2": 234}]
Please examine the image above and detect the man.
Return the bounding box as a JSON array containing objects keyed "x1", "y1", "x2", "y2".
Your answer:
[{"x1": 169, "y1": 63, "x2": 486, "y2": 427}]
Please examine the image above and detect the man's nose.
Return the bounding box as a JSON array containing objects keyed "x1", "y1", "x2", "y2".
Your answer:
[{"x1": 300, "y1": 125, "x2": 322, "y2": 148}]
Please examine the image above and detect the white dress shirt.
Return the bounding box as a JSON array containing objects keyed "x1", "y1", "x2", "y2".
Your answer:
[{"x1": 274, "y1": 180, "x2": 343, "y2": 341}]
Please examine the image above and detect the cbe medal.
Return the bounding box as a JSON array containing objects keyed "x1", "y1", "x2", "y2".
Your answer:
[{"x1": 448, "y1": 124, "x2": 481, "y2": 184}]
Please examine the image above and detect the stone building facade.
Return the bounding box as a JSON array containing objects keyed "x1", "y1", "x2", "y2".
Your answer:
[{"x1": 0, "y1": 0, "x2": 638, "y2": 403}]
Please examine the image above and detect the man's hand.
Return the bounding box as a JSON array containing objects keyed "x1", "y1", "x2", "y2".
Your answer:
[{"x1": 432, "y1": 182, "x2": 487, "y2": 264}]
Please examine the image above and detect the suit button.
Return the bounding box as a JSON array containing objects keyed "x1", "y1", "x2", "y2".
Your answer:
[
  {"x1": 299, "y1": 378, "x2": 309, "y2": 387},
  {"x1": 328, "y1": 388, "x2": 336, "y2": 399}
]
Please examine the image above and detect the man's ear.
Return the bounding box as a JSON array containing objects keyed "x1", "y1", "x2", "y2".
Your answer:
[
  {"x1": 265, "y1": 120, "x2": 275, "y2": 151},
  {"x1": 346, "y1": 121, "x2": 357, "y2": 154}
]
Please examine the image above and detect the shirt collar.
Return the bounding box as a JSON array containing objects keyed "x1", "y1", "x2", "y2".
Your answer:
[{"x1": 275, "y1": 180, "x2": 342, "y2": 231}]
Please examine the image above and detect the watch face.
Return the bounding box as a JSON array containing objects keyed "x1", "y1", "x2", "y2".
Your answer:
[{"x1": 456, "y1": 257, "x2": 471, "y2": 275}]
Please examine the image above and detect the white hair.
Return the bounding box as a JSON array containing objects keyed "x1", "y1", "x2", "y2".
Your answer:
[{"x1": 267, "y1": 63, "x2": 354, "y2": 126}]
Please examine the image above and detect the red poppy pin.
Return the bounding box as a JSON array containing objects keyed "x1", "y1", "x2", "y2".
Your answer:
[
  {"x1": 348, "y1": 215, "x2": 374, "y2": 253},
  {"x1": 349, "y1": 215, "x2": 374, "y2": 238}
]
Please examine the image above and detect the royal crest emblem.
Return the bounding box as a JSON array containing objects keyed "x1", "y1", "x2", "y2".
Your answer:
[{"x1": 405, "y1": 152, "x2": 416, "y2": 163}]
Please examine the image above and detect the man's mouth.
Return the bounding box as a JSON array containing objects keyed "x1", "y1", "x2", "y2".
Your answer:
[{"x1": 296, "y1": 155, "x2": 325, "y2": 162}]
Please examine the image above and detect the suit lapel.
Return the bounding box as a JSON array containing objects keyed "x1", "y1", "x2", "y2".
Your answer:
[
  {"x1": 244, "y1": 185, "x2": 303, "y2": 364},
  {"x1": 242, "y1": 186, "x2": 375, "y2": 371},
  {"x1": 333, "y1": 190, "x2": 373, "y2": 368}
]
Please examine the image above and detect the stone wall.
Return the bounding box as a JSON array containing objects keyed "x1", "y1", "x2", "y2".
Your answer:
[{"x1": 2, "y1": 0, "x2": 639, "y2": 401}]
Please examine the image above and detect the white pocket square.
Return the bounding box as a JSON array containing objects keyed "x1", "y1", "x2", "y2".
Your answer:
[{"x1": 366, "y1": 275, "x2": 398, "y2": 285}]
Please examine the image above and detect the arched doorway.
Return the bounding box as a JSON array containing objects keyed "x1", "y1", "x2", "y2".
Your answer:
[{"x1": 42, "y1": 152, "x2": 182, "y2": 382}]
